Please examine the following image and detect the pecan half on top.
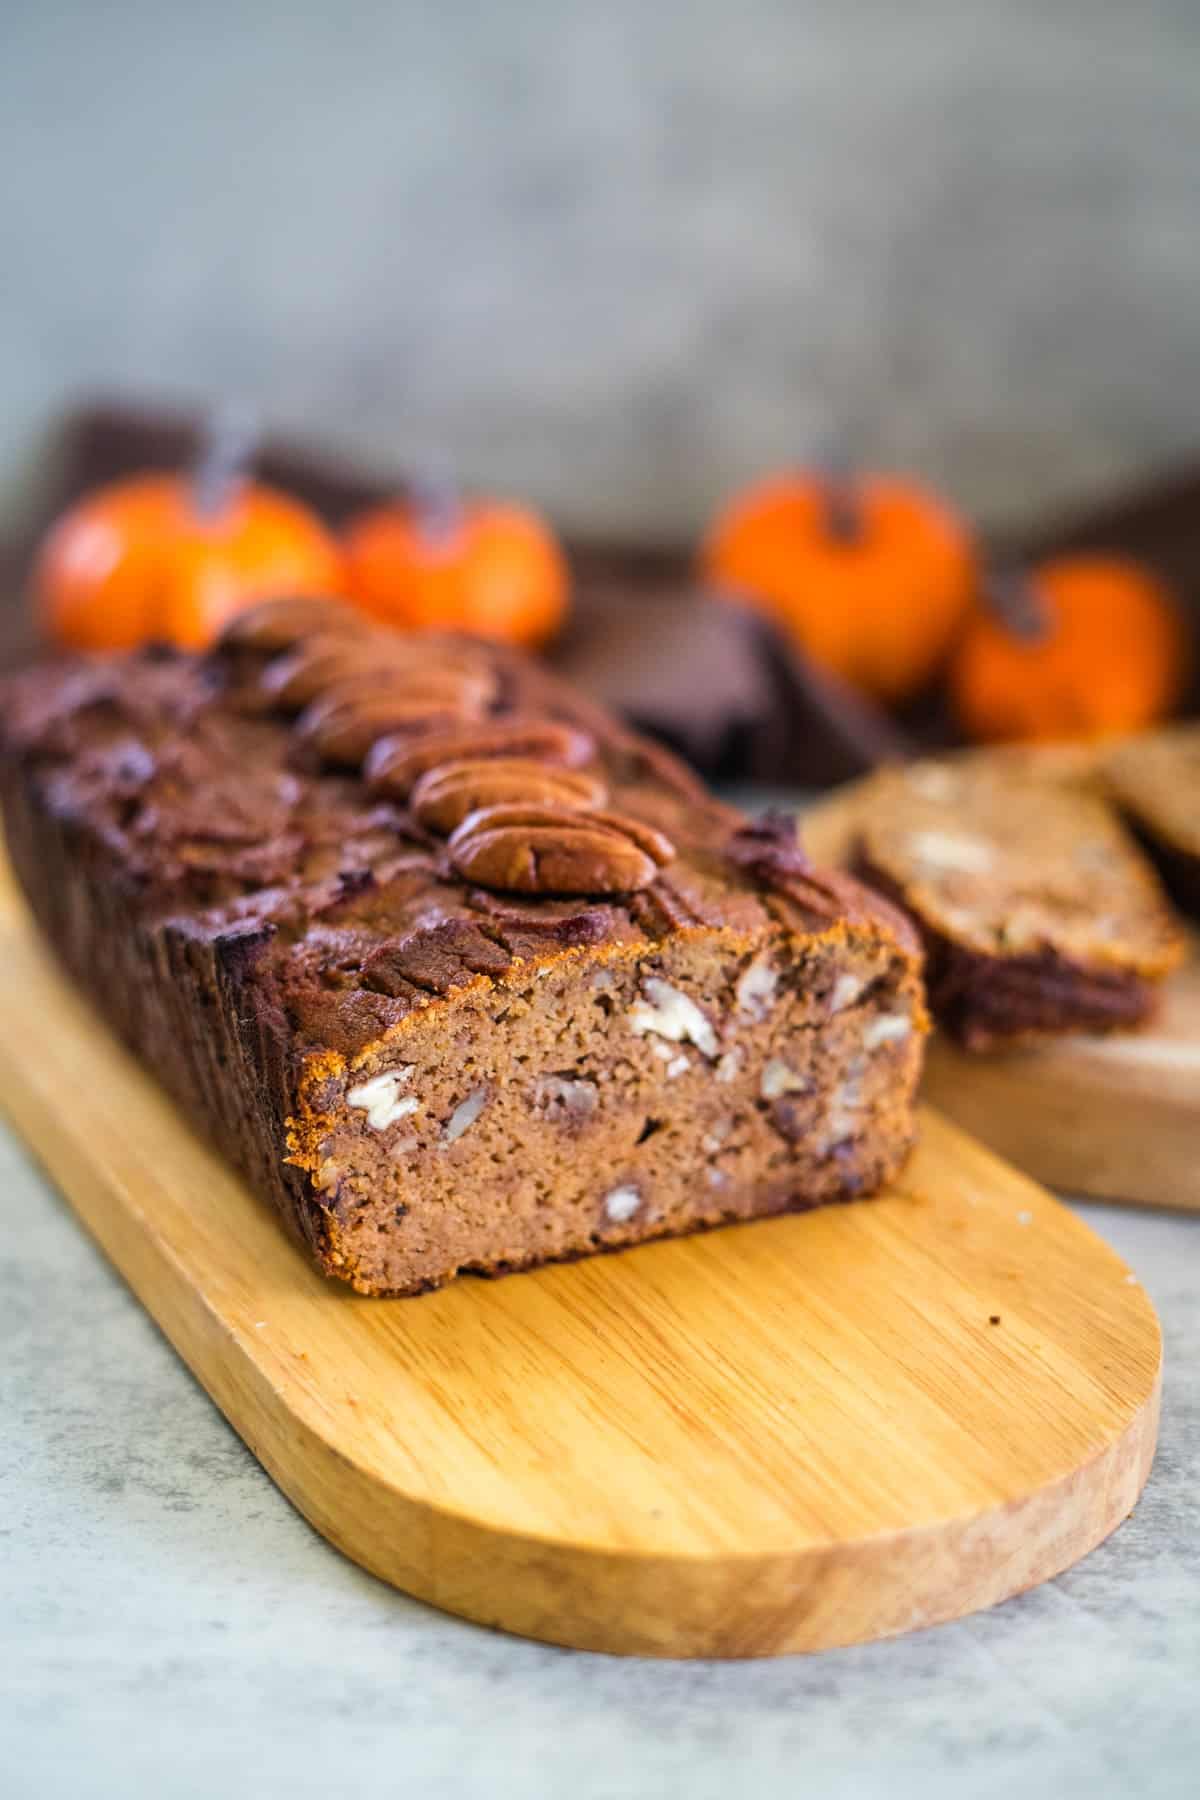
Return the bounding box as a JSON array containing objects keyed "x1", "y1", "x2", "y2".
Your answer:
[
  {"x1": 446, "y1": 803, "x2": 675, "y2": 896},
  {"x1": 258, "y1": 634, "x2": 412, "y2": 708},
  {"x1": 364, "y1": 719, "x2": 595, "y2": 798},
  {"x1": 409, "y1": 757, "x2": 608, "y2": 833},
  {"x1": 294, "y1": 670, "x2": 492, "y2": 766},
  {"x1": 216, "y1": 596, "x2": 370, "y2": 655},
  {"x1": 295, "y1": 695, "x2": 470, "y2": 765},
  {"x1": 258, "y1": 633, "x2": 497, "y2": 712}
]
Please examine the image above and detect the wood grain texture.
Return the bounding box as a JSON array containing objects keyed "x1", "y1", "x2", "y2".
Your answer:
[
  {"x1": 805, "y1": 784, "x2": 1200, "y2": 1213},
  {"x1": 0, "y1": 861, "x2": 1161, "y2": 1658}
]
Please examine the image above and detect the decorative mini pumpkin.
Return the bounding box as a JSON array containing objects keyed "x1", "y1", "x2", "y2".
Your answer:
[
  {"x1": 342, "y1": 480, "x2": 569, "y2": 649},
  {"x1": 34, "y1": 415, "x2": 345, "y2": 653},
  {"x1": 950, "y1": 555, "x2": 1188, "y2": 744},
  {"x1": 700, "y1": 468, "x2": 976, "y2": 704}
]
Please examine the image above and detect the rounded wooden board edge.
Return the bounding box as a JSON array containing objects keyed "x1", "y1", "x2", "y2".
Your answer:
[
  {"x1": 3, "y1": 1053, "x2": 1163, "y2": 1658},
  {"x1": 226, "y1": 1113, "x2": 1164, "y2": 1659},
  {"x1": 0, "y1": 858, "x2": 1165, "y2": 1661},
  {"x1": 923, "y1": 1029, "x2": 1200, "y2": 1213},
  {"x1": 274, "y1": 1364, "x2": 1161, "y2": 1660}
]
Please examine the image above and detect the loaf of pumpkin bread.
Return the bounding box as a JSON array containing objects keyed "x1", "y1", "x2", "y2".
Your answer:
[{"x1": 0, "y1": 600, "x2": 927, "y2": 1295}]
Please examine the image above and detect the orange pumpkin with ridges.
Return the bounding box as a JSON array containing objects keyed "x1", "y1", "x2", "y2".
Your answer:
[
  {"x1": 35, "y1": 446, "x2": 344, "y2": 654},
  {"x1": 950, "y1": 555, "x2": 1188, "y2": 744},
  {"x1": 342, "y1": 489, "x2": 568, "y2": 650},
  {"x1": 701, "y1": 469, "x2": 976, "y2": 704}
]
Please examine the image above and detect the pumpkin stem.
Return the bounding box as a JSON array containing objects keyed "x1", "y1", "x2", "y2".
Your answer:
[
  {"x1": 407, "y1": 461, "x2": 465, "y2": 550},
  {"x1": 982, "y1": 561, "x2": 1048, "y2": 642},
  {"x1": 192, "y1": 404, "x2": 258, "y2": 521},
  {"x1": 814, "y1": 447, "x2": 862, "y2": 544}
]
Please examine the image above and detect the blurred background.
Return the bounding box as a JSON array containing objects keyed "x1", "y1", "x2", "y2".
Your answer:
[
  {"x1": 4, "y1": 0, "x2": 1199, "y2": 542},
  {"x1": 5, "y1": 0, "x2": 1200, "y2": 787}
]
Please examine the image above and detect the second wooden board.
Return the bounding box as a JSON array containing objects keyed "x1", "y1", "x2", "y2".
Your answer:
[
  {"x1": 804, "y1": 786, "x2": 1200, "y2": 1213},
  {"x1": 0, "y1": 867, "x2": 1163, "y2": 1658},
  {"x1": 922, "y1": 960, "x2": 1200, "y2": 1211}
]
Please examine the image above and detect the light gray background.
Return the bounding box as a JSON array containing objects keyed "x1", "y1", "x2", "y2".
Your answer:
[
  {"x1": 4, "y1": 13, "x2": 1200, "y2": 1790},
  {"x1": 2, "y1": 1, "x2": 1199, "y2": 540},
  {"x1": 2, "y1": 1119, "x2": 1198, "y2": 1800}
]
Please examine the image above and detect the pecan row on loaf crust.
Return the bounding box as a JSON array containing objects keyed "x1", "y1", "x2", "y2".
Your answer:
[{"x1": 0, "y1": 599, "x2": 928, "y2": 1295}]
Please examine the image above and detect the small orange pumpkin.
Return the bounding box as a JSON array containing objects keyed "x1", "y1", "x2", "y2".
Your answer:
[
  {"x1": 35, "y1": 420, "x2": 345, "y2": 653},
  {"x1": 701, "y1": 468, "x2": 976, "y2": 704},
  {"x1": 342, "y1": 483, "x2": 568, "y2": 649},
  {"x1": 950, "y1": 555, "x2": 1188, "y2": 744}
]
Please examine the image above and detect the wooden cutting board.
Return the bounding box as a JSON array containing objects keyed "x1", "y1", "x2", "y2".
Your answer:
[
  {"x1": 0, "y1": 863, "x2": 1161, "y2": 1659},
  {"x1": 804, "y1": 787, "x2": 1200, "y2": 1214}
]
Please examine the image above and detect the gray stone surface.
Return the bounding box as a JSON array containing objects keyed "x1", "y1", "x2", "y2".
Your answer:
[
  {"x1": 1, "y1": 1115, "x2": 1197, "y2": 1800},
  {"x1": 3, "y1": 2, "x2": 1200, "y2": 540}
]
